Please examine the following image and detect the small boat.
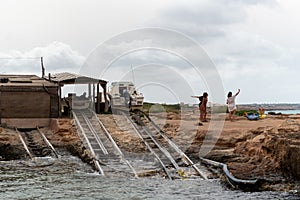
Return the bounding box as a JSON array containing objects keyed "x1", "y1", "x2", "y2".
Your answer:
[{"x1": 246, "y1": 113, "x2": 259, "y2": 120}]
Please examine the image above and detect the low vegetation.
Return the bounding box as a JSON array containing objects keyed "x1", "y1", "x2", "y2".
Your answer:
[
  {"x1": 143, "y1": 102, "x2": 181, "y2": 114},
  {"x1": 236, "y1": 110, "x2": 259, "y2": 116}
]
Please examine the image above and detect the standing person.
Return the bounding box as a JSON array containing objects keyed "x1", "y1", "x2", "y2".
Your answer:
[
  {"x1": 226, "y1": 89, "x2": 240, "y2": 121},
  {"x1": 200, "y1": 92, "x2": 208, "y2": 122},
  {"x1": 192, "y1": 92, "x2": 208, "y2": 125}
]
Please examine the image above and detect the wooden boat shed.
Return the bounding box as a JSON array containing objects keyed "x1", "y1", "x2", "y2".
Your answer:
[
  {"x1": 0, "y1": 74, "x2": 59, "y2": 128},
  {"x1": 47, "y1": 72, "x2": 108, "y2": 115},
  {"x1": 0, "y1": 73, "x2": 108, "y2": 128}
]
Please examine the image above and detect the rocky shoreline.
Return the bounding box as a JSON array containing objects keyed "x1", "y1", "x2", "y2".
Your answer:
[
  {"x1": 0, "y1": 113, "x2": 299, "y2": 193},
  {"x1": 191, "y1": 117, "x2": 300, "y2": 191}
]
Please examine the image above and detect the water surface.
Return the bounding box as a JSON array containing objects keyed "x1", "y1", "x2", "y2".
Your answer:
[
  {"x1": 266, "y1": 110, "x2": 300, "y2": 115},
  {"x1": 0, "y1": 156, "x2": 298, "y2": 199}
]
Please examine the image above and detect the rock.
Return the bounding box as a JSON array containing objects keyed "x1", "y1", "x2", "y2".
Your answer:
[
  {"x1": 282, "y1": 145, "x2": 300, "y2": 180},
  {"x1": 230, "y1": 120, "x2": 300, "y2": 186},
  {"x1": 0, "y1": 143, "x2": 26, "y2": 160},
  {"x1": 50, "y1": 119, "x2": 60, "y2": 133}
]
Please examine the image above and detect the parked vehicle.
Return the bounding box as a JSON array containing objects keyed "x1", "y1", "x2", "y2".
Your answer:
[{"x1": 108, "y1": 81, "x2": 144, "y2": 111}]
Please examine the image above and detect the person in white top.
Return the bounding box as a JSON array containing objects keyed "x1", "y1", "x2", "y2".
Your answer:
[{"x1": 226, "y1": 89, "x2": 240, "y2": 121}]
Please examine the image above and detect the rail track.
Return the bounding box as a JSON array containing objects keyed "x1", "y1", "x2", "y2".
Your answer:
[
  {"x1": 16, "y1": 128, "x2": 59, "y2": 159},
  {"x1": 14, "y1": 108, "x2": 259, "y2": 189},
  {"x1": 120, "y1": 109, "x2": 208, "y2": 180},
  {"x1": 73, "y1": 108, "x2": 259, "y2": 190},
  {"x1": 72, "y1": 108, "x2": 209, "y2": 179},
  {"x1": 72, "y1": 109, "x2": 138, "y2": 177}
]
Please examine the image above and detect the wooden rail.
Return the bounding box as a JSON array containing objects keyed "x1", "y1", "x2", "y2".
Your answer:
[
  {"x1": 16, "y1": 128, "x2": 34, "y2": 160},
  {"x1": 139, "y1": 110, "x2": 208, "y2": 180},
  {"x1": 91, "y1": 110, "x2": 138, "y2": 178},
  {"x1": 37, "y1": 127, "x2": 59, "y2": 158},
  {"x1": 121, "y1": 112, "x2": 173, "y2": 180},
  {"x1": 72, "y1": 110, "x2": 104, "y2": 175}
]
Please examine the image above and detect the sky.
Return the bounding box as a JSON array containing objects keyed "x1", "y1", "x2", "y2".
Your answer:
[{"x1": 0, "y1": 0, "x2": 299, "y2": 104}]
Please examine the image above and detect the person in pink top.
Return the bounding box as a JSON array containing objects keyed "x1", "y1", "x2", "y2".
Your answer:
[{"x1": 226, "y1": 89, "x2": 240, "y2": 121}]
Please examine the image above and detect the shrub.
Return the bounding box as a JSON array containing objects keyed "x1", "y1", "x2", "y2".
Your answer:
[{"x1": 236, "y1": 110, "x2": 258, "y2": 116}]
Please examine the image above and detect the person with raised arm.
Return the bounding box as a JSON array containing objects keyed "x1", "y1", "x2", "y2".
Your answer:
[
  {"x1": 191, "y1": 92, "x2": 208, "y2": 125},
  {"x1": 226, "y1": 89, "x2": 240, "y2": 121}
]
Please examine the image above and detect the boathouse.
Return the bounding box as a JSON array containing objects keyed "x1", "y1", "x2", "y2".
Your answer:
[
  {"x1": 0, "y1": 74, "x2": 59, "y2": 128},
  {"x1": 47, "y1": 72, "x2": 108, "y2": 115},
  {"x1": 0, "y1": 72, "x2": 108, "y2": 128}
]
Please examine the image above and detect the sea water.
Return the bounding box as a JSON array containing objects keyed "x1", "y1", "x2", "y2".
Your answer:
[
  {"x1": 266, "y1": 110, "x2": 300, "y2": 115},
  {"x1": 0, "y1": 155, "x2": 298, "y2": 200}
]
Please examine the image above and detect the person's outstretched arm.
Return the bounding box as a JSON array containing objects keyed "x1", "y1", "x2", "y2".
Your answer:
[{"x1": 235, "y1": 89, "x2": 240, "y2": 96}]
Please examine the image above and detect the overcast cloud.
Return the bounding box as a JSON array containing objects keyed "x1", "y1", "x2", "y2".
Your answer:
[
  {"x1": 0, "y1": 0, "x2": 299, "y2": 104},
  {"x1": 0, "y1": 41, "x2": 83, "y2": 75}
]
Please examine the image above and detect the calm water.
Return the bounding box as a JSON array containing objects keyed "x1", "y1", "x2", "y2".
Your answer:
[
  {"x1": 266, "y1": 110, "x2": 300, "y2": 115},
  {"x1": 0, "y1": 155, "x2": 298, "y2": 200}
]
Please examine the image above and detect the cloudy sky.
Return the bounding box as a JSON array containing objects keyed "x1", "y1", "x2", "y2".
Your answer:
[{"x1": 0, "y1": 0, "x2": 299, "y2": 104}]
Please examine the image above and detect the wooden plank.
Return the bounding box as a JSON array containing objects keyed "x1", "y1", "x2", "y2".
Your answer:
[
  {"x1": 2, "y1": 118, "x2": 51, "y2": 128},
  {"x1": 1, "y1": 92, "x2": 50, "y2": 118},
  {"x1": 0, "y1": 91, "x2": 1, "y2": 124},
  {"x1": 50, "y1": 93, "x2": 59, "y2": 118},
  {"x1": 0, "y1": 86, "x2": 58, "y2": 93}
]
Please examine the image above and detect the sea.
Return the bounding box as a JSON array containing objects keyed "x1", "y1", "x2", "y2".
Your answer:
[
  {"x1": 266, "y1": 110, "x2": 300, "y2": 115},
  {"x1": 0, "y1": 154, "x2": 299, "y2": 200}
]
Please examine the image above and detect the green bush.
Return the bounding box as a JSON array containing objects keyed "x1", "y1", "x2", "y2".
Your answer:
[
  {"x1": 143, "y1": 102, "x2": 181, "y2": 114},
  {"x1": 236, "y1": 110, "x2": 258, "y2": 116}
]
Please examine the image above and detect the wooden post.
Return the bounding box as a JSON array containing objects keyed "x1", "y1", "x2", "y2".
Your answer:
[
  {"x1": 96, "y1": 83, "x2": 100, "y2": 113},
  {"x1": 58, "y1": 84, "x2": 62, "y2": 117},
  {"x1": 41, "y1": 57, "x2": 45, "y2": 78},
  {"x1": 88, "y1": 83, "x2": 91, "y2": 98},
  {"x1": 101, "y1": 82, "x2": 108, "y2": 112},
  {"x1": 92, "y1": 84, "x2": 95, "y2": 104},
  {"x1": 0, "y1": 91, "x2": 1, "y2": 124},
  {"x1": 97, "y1": 92, "x2": 102, "y2": 113}
]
